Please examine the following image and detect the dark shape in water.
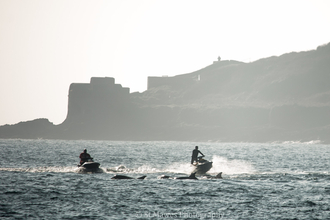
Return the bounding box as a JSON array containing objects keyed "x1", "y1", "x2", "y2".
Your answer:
[
  {"x1": 203, "y1": 172, "x2": 223, "y2": 179},
  {"x1": 159, "y1": 172, "x2": 198, "y2": 180},
  {"x1": 111, "y1": 175, "x2": 147, "y2": 180},
  {"x1": 215, "y1": 172, "x2": 222, "y2": 179},
  {"x1": 175, "y1": 172, "x2": 198, "y2": 180},
  {"x1": 159, "y1": 175, "x2": 172, "y2": 179}
]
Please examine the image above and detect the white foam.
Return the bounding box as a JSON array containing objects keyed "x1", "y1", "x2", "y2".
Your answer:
[
  {"x1": 106, "y1": 165, "x2": 133, "y2": 173},
  {"x1": 0, "y1": 166, "x2": 78, "y2": 173},
  {"x1": 103, "y1": 156, "x2": 256, "y2": 176},
  {"x1": 209, "y1": 155, "x2": 256, "y2": 175},
  {"x1": 106, "y1": 164, "x2": 161, "y2": 174},
  {"x1": 273, "y1": 140, "x2": 322, "y2": 145},
  {"x1": 135, "y1": 165, "x2": 160, "y2": 173},
  {"x1": 164, "y1": 162, "x2": 195, "y2": 174}
]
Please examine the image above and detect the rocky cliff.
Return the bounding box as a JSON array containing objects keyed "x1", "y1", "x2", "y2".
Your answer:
[{"x1": 1, "y1": 42, "x2": 330, "y2": 143}]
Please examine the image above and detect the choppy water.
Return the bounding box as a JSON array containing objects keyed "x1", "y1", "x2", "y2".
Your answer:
[{"x1": 1, "y1": 139, "x2": 330, "y2": 219}]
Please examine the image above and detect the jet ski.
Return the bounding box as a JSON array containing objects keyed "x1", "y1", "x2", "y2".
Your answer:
[
  {"x1": 77, "y1": 158, "x2": 102, "y2": 173},
  {"x1": 192, "y1": 156, "x2": 213, "y2": 174}
]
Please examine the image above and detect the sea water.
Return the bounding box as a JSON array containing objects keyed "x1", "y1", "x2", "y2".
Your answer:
[{"x1": 1, "y1": 139, "x2": 330, "y2": 219}]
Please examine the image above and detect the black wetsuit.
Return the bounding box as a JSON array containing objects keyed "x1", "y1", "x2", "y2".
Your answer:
[
  {"x1": 191, "y1": 149, "x2": 204, "y2": 164},
  {"x1": 79, "y1": 152, "x2": 91, "y2": 165}
]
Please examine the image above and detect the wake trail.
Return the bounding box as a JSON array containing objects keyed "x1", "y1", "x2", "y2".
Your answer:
[
  {"x1": 209, "y1": 155, "x2": 256, "y2": 175},
  {"x1": 0, "y1": 166, "x2": 79, "y2": 173},
  {"x1": 0, "y1": 155, "x2": 256, "y2": 175},
  {"x1": 105, "y1": 163, "x2": 195, "y2": 174},
  {"x1": 105, "y1": 155, "x2": 257, "y2": 175}
]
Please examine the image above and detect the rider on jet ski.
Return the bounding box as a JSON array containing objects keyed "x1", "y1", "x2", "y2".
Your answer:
[
  {"x1": 79, "y1": 149, "x2": 92, "y2": 165},
  {"x1": 191, "y1": 146, "x2": 204, "y2": 164}
]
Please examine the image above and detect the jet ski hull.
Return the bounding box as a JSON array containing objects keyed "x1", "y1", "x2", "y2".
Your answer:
[
  {"x1": 80, "y1": 162, "x2": 100, "y2": 169},
  {"x1": 77, "y1": 162, "x2": 102, "y2": 173},
  {"x1": 194, "y1": 161, "x2": 213, "y2": 174}
]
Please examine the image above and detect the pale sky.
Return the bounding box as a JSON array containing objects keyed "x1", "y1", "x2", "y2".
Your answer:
[{"x1": 0, "y1": 0, "x2": 329, "y2": 126}]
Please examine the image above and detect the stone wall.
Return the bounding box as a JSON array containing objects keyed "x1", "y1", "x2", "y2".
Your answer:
[{"x1": 60, "y1": 77, "x2": 133, "y2": 139}]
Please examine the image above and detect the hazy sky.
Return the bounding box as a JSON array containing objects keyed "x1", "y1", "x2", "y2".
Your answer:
[{"x1": 0, "y1": 0, "x2": 329, "y2": 125}]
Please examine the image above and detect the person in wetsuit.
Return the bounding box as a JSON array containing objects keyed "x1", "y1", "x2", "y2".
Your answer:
[
  {"x1": 79, "y1": 149, "x2": 92, "y2": 165},
  {"x1": 191, "y1": 146, "x2": 204, "y2": 164}
]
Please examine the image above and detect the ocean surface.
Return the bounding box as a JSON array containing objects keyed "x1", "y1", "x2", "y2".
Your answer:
[{"x1": 1, "y1": 139, "x2": 330, "y2": 219}]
